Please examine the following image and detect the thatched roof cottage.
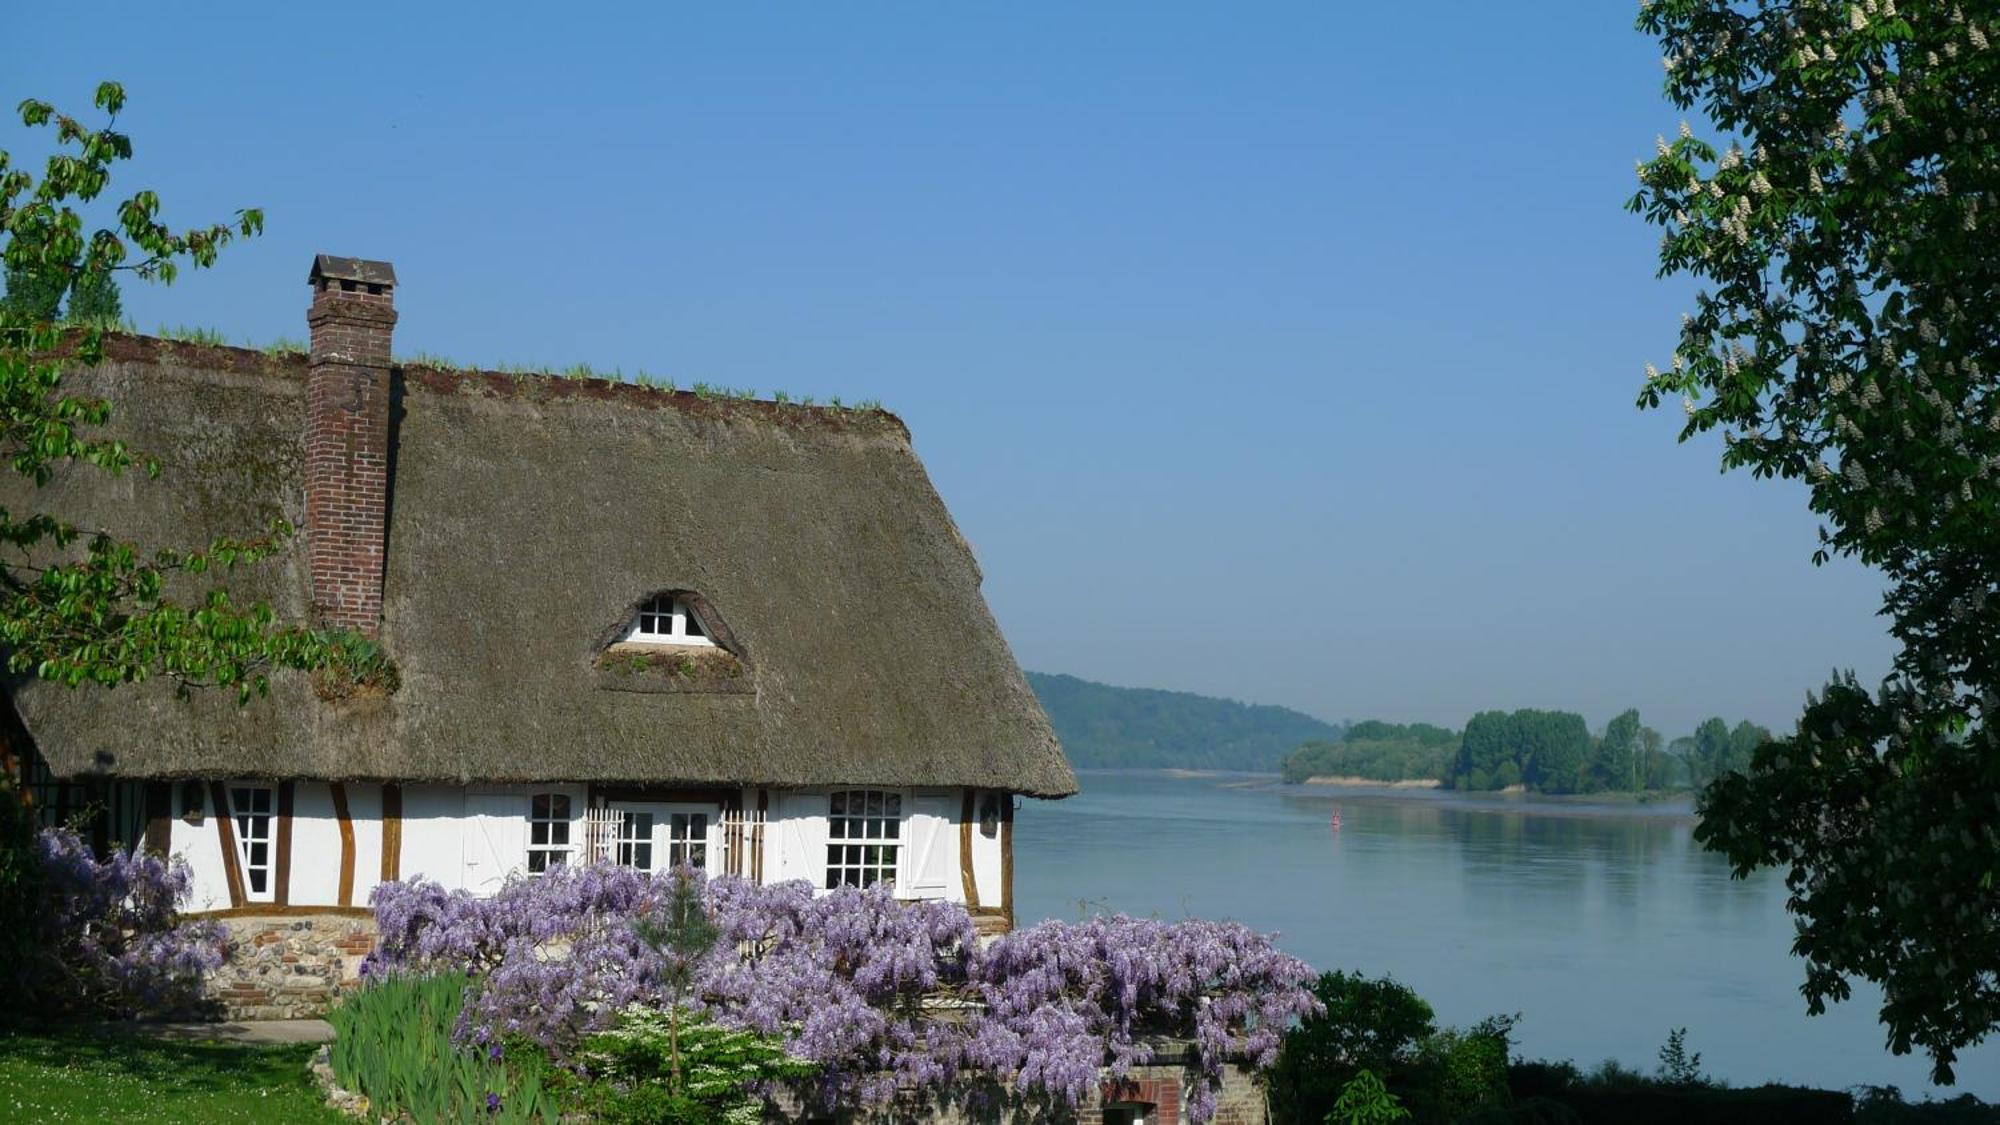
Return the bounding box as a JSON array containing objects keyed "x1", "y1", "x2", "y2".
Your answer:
[{"x1": 4, "y1": 255, "x2": 1075, "y2": 955}]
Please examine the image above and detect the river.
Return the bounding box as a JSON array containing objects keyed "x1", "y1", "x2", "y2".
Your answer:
[{"x1": 1013, "y1": 770, "x2": 2000, "y2": 1101}]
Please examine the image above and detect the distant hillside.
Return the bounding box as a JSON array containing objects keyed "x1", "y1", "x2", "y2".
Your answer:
[{"x1": 1025, "y1": 671, "x2": 1342, "y2": 772}]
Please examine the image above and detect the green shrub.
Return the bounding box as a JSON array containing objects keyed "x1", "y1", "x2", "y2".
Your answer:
[
  {"x1": 1271, "y1": 971, "x2": 1520, "y2": 1124},
  {"x1": 1507, "y1": 1060, "x2": 1853, "y2": 1125},
  {"x1": 580, "y1": 1004, "x2": 814, "y2": 1125},
  {"x1": 1270, "y1": 971, "x2": 1437, "y2": 1124},
  {"x1": 1403, "y1": 1018, "x2": 1514, "y2": 1122},
  {"x1": 1328, "y1": 1069, "x2": 1411, "y2": 1124},
  {"x1": 1853, "y1": 1087, "x2": 2000, "y2": 1124},
  {"x1": 327, "y1": 972, "x2": 562, "y2": 1123}
]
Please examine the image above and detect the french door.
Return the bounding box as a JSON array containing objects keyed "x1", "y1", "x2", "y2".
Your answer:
[{"x1": 607, "y1": 802, "x2": 719, "y2": 874}]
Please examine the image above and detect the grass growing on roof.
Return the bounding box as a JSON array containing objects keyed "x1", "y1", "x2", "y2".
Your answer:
[
  {"x1": 277, "y1": 338, "x2": 885, "y2": 411},
  {"x1": 0, "y1": 1027, "x2": 346, "y2": 1123},
  {"x1": 156, "y1": 324, "x2": 229, "y2": 347}
]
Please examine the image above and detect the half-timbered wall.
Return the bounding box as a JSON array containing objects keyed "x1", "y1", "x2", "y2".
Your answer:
[{"x1": 163, "y1": 781, "x2": 1018, "y2": 921}]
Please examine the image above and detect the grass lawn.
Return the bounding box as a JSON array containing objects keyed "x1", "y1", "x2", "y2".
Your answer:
[{"x1": 0, "y1": 1027, "x2": 346, "y2": 1123}]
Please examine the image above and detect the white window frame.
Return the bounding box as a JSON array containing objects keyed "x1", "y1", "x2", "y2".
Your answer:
[
  {"x1": 604, "y1": 801, "x2": 719, "y2": 874},
  {"x1": 825, "y1": 789, "x2": 902, "y2": 889},
  {"x1": 613, "y1": 808, "x2": 658, "y2": 872},
  {"x1": 526, "y1": 792, "x2": 576, "y2": 875},
  {"x1": 623, "y1": 594, "x2": 715, "y2": 647},
  {"x1": 225, "y1": 782, "x2": 277, "y2": 903},
  {"x1": 665, "y1": 808, "x2": 713, "y2": 871}
]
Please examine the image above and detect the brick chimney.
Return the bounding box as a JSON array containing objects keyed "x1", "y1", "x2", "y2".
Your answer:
[{"x1": 305, "y1": 254, "x2": 397, "y2": 638}]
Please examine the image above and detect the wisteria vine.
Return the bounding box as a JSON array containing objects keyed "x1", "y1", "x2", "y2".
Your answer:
[
  {"x1": 12, "y1": 827, "x2": 226, "y2": 1017},
  {"x1": 366, "y1": 865, "x2": 1318, "y2": 1121}
]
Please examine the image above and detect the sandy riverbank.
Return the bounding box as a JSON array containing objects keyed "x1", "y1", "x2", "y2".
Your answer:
[{"x1": 1301, "y1": 775, "x2": 1443, "y2": 789}]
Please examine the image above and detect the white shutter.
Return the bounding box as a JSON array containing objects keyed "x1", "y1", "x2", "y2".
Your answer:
[
  {"x1": 902, "y1": 794, "x2": 956, "y2": 899},
  {"x1": 773, "y1": 792, "x2": 827, "y2": 889},
  {"x1": 462, "y1": 794, "x2": 528, "y2": 894}
]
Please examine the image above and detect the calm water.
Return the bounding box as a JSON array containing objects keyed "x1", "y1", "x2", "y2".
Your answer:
[{"x1": 1015, "y1": 771, "x2": 2000, "y2": 1100}]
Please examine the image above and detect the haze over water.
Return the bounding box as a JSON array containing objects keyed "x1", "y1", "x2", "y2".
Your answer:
[{"x1": 1016, "y1": 771, "x2": 2000, "y2": 1102}]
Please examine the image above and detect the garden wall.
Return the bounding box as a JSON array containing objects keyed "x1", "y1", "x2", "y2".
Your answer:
[
  {"x1": 209, "y1": 913, "x2": 376, "y2": 1020},
  {"x1": 805, "y1": 1053, "x2": 1267, "y2": 1124}
]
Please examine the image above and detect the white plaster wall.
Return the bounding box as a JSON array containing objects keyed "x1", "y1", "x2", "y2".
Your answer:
[
  {"x1": 970, "y1": 789, "x2": 1006, "y2": 909},
  {"x1": 347, "y1": 783, "x2": 385, "y2": 907},
  {"x1": 287, "y1": 781, "x2": 343, "y2": 906},
  {"x1": 171, "y1": 786, "x2": 233, "y2": 913},
  {"x1": 398, "y1": 784, "x2": 467, "y2": 890},
  {"x1": 176, "y1": 781, "x2": 987, "y2": 911}
]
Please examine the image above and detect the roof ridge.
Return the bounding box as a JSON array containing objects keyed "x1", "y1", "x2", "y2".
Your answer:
[{"x1": 86, "y1": 331, "x2": 910, "y2": 438}]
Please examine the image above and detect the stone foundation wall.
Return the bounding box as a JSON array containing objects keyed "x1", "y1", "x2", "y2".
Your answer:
[{"x1": 209, "y1": 914, "x2": 376, "y2": 1020}]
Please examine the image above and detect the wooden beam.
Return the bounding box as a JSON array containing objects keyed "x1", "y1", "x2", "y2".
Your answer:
[
  {"x1": 210, "y1": 781, "x2": 246, "y2": 908},
  {"x1": 1000, "y1": 791, "x2": 1015, "y2": 931},
  {"x1": 143, "y1": 782, "x2": 171, "y2": 856},
  {"x1": 753, "y1": 788, "x2": 767, "y2": 884},
  {"x1": 959, "y1": 789, "x2": 980, "y2": 909},
  {"x1": 188, "y1": 904, "x2": 374, "y2": 920},
  {"x1": 379, "y1": 783, "x2": 402, "y2": 884},
  {"x1": 330, "y1": 783, "x2": 356, "y2": 907},
  {"x1": 274, "y1": 782, "x2": 295, "y2": 907}
]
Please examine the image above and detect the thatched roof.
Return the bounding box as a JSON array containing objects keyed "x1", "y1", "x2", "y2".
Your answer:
[{"x1": 5, "y1": 336, "x2": 1076, "y2": 797}]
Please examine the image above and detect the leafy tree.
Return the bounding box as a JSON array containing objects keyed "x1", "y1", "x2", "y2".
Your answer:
[
  {"x1": 1327, "y1": 1071, "x2": 1410, "y2": 1125},
  {"x1": 1269, "y1": 971, "x2": 1435, "y2": 1125},
  {"x1": 1631, "y1": 0, "x2": 2000, "y2": 1082},
  {"x1": 1515, "y1": 710, "x2": 1593, "y2": 795},
  {"x1": 64, "y1": 262, "x2": 120, "y2": 325},
  {"x1": 1638, "y1": 726, "x2": 1675, "y2": 788},
  {"x1": 1592, "y1": 709, "x2": 1644, "y2": 792},
  {"x1": 1453, "y1": 711, "x2": 1514, "y2": 790},
  {"x1": 0, "y1": 83, "x2": 379, "y2": 700},
  {"x1": 0, "y1": 219, "x2": 65, "y2": 322},
  {"x1": 1281, "y1": 722, "x2": 1462, "y2": 785},
  {"x1": 1727, "y1": 720, "x2": 1772, "y2": 775},
  {"x1": 1687, "y1": 717, "x2": 1733, "y2": 790}
]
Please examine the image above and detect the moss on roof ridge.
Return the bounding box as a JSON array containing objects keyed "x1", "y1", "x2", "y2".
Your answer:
[{"x1": 88, "y1": 331, "x2": 908, "y2": 439}]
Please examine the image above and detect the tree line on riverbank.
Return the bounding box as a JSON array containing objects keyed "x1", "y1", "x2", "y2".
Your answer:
[
  {"x1": 1280, "y1": 711, "x2": 1773, "y2": 795},
  {"x1": 1026, "y1": 671, "x2": 1344, "y2": 771}
]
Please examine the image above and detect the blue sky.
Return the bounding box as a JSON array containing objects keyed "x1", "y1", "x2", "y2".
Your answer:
[{"x1": 4, "y1": 2, "x2": 1893, "y2": 737}]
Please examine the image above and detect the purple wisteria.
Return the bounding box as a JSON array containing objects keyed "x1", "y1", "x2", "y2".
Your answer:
[
  {"x1": 17, "y1": 827, "x2": 226, "y2": 1017},
  {"x1": 366, "y1": 865, "x2": 1318, "y2": 1121}
]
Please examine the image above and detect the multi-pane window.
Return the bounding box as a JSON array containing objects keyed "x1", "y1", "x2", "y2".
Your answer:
[
  {"x1": 668, "y1": 812, "x2": 709, "y2": 870},
  {"x1": 626, "y1": 594, "x2": 714, "y2": 646},
  {"x1": 228, "y1": 784, "x2": 276, "y2": 899},
  {"x1": 616, "y1": 811, "x2": 655, "y2": 872},
  {"x1": 826, "y1": 789, "x2": 900, "y2": 888},
  {"x1": 527, "y1": 793, "x2": 573, "y2": 874}
]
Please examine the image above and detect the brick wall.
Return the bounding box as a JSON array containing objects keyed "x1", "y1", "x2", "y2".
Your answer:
[{"x1": 304, "y1": 278, "x2": 396, "y2": 637}]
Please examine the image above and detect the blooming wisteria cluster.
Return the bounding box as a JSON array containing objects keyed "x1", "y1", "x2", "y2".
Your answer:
[
  {"x1": 366, "y1": 866, "x2": 1318, "y2": 1122},
  {"x1": 15, "y1": 827, "x2": 226, "y2": 1017}
]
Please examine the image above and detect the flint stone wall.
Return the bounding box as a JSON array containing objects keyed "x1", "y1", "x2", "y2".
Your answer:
[{"x1": 210, "y1": 914, "x2": 376, "y2": 1020}]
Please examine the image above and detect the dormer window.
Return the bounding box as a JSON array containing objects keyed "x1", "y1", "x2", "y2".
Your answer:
[{"x1": 625, "y1": 594, "x2": 715, "y2": 647}]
